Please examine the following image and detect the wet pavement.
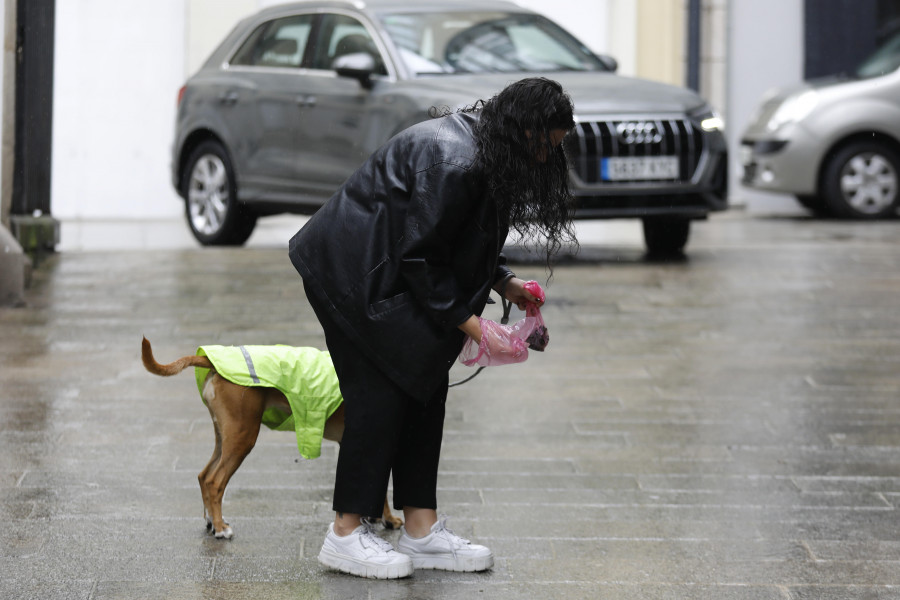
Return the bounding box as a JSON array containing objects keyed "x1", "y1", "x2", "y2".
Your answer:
[{"x1": 2, "y1": 210, "x2": 900, "y2": 599}]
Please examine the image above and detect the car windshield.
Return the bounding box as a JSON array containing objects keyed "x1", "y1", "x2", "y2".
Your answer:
[
  {"x1": 855, "y1": 31, "x2": 900, "y2": 78},
  {"x1": 378, "y1": 11, "x2": 607, "y2": 75}
]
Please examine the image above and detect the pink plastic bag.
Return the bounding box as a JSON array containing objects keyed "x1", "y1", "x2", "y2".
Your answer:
[
  {"x1": 523, "y1": 280, "x2": 545, "y2": 304},
  {"x1": 459, "y1": 281, "x2": 549, "y2": 367},
  {"x1": 522, "y1": 281, "x2": 549, "y2": 352},
  {"x1": 459, "y1": 317, "x2": 530, "y2": 366},
  {"x1": 523, "y1": 304, "x2": 549, "y2": 351}
]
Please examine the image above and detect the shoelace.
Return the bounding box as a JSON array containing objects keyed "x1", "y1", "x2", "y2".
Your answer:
[
  {"x1": 433, "y1": 515, "x2": 471, "y2": 558},
  {"x1": 359, "y1": 519, "x2": 395, "y2": 554}
]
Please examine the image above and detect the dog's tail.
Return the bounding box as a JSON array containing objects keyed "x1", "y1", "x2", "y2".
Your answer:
[{"x1": 142, "y1": 336, "x2": 213, "y2": 376}]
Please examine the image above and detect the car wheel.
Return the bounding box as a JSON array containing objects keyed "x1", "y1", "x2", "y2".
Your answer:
[
  {"x1": 642, "y1": 217, "x2": 690, "y2": 257},
  {"x1": 821, "y1": 141, "x2": 900, "y2": 219},
  {"x1": 182, "y1": 141, "x2": 257, "y2": 245}
]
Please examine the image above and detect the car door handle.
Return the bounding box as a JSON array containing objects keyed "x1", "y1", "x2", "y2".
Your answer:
[
  {"x1": 218, "y1": 91, "x2": 239, "y2": 105},
  {"x1": 296, "y1": 95, "x2": 317, "y2": 108}
]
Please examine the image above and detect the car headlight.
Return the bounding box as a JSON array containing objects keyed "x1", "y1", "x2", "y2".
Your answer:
[
  {"x1": 766, "y1": 90, "x2": 818, "y2": 132},
  {"x1": 691, "y1": 106, "x2": 724, "y2": 131},
  {"x1": 701, "y1": 114, "x2": 724, "y2": 132}
]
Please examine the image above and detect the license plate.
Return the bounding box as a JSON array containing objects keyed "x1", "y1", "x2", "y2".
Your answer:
[{"x1": 601, "y1": 156, "x2": 679, "y2": 181}]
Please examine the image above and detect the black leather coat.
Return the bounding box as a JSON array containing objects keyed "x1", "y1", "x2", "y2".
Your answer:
[{"x1": 289, "y1": 111, "x2": 513, "y2": 403}]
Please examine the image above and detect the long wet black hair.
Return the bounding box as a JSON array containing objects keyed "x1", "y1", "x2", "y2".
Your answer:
[{"x1": 471, "y1": 77, "x2": 578, "y2": 270}]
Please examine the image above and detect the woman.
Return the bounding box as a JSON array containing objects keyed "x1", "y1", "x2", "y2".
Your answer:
[{"x1": 288, "y1": 77, "x2": 576, "y2": 579}]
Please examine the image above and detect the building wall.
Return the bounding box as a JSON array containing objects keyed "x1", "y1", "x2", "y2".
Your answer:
[
  {"x1": 636, "y1": 0, "x2": 685, "y2": 86},
  {"x1": 186, "y1": 0, "x2": 257, "y2": 75},
  {"x1": 700, "y1": 0, "x2": 728, "y2": 120},
  {"x1": 51, "y1": 0, "x2": 186, "y2": 220},
  {"x1": 728, "y1": 0, "x2": 804, "y2": 207},
  {"x1": 607, "y1": 0, "x2": 638, "y2": 77}
]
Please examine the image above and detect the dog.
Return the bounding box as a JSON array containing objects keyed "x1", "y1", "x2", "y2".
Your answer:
[{"x1": 140, "y1": 337, "x2": 403, "y2": 539}]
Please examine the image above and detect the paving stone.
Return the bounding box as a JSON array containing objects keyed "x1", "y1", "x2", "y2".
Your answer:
[{"x1": 3, "y1": 214, "x2": 900, "y2": 597}]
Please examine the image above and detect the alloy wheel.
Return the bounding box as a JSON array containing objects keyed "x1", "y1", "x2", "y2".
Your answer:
[
  {"x1": 188, "y1": 154, "x2": 230, "y2": 236},
  {"x1": 839, "y1": 152, "x2": 898, "y2": 215}
]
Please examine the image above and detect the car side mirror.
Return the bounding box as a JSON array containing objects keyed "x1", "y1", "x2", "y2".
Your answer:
[
  {"x1": 333, "y1": 53, "x2": 377, "y2": 89},
  {"x1": 597, "y1": 54, "x2": 618, "y2": 73}
]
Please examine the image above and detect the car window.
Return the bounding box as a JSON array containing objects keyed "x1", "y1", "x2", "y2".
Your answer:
[
  {"x1": 379, "y1": 12, "x2": 606, "y2": 75},
  {"x1": 856, "y1": 30, "x2": 900, "y2": 78},
  {"x1": 231, "y1": 15, "x2": 314, "y2": 68},
  {"x1": 310, "y1": 13, "x2": 388, "y2": 75}
]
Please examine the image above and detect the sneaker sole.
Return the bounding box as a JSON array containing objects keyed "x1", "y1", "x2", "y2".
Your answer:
[
  {"x1": 408, "y1": 553, "x2": 494, "y2": 572},
  {"x1": 317, "y1": 548, "x2": 413, "y2": 579}
]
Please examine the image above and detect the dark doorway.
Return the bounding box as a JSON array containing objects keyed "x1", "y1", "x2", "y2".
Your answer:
[
  {"x1": 805, "y1": 0, "x2": 900, "y2": 79},
  {"x1": 12, "y1": 0, "x2": 55, "y2": 216}
]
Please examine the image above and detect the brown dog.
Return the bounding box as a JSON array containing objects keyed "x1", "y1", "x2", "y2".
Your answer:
[{"x1": 140, "y1": 337, "x2": 402, "y2": 539}]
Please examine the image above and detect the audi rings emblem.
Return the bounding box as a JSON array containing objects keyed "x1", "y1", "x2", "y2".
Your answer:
[{"x1": 616, "y1": 121, "x2": 663, "y2": 145}]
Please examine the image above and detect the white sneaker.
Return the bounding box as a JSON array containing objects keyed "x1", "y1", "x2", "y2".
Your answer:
[
  {"x1": 318, "y1": 521, "x2": 413, "y2": 579},
  {"x1": 397, "y1": 516, "x2": 494, "y2": 572}
]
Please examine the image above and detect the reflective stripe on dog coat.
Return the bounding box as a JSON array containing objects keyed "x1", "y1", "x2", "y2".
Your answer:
[{"x1": 194, "y1": 345, "x2": 343, "y2": 459}]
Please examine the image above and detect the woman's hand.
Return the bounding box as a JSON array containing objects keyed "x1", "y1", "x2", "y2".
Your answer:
[
  {"x1": 458, "y1": 314, "x2": 482, "y2": 343},
  {"x1": 502, "y1": 277, "x2": 543, "y2": 310}
]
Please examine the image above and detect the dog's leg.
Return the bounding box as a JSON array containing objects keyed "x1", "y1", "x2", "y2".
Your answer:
[
  {"x1": 198, "y1": 372, "x2": 225, "y2": 534},
  {"x1": 198, "y1": 400, "x2": 223, "y2": 533},
  {"x1": 381, "y1": 497, "x2": 403, "y2": 530},
  {"x1": 205, "y1": 432, "x2": 258, "y2": 539},
  {"x1": 204, "y1": 382, "x2": 266, "y2": 539}
]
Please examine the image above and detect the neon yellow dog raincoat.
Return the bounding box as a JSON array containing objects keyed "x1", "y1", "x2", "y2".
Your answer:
[{"x1": 193, "y1": 345, "x2": 343, "y2": 460}]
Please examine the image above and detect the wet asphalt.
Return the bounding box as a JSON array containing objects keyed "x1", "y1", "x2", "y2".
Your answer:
[{"x1": 2, "y1": 210, "x2": 900, "y2": 599}]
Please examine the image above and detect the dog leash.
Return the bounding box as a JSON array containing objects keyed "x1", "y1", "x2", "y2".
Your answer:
[
  {"x1": 448, "y1": 297, "x2": 512, "y2": 388},
  {"x1": 447, "y1": 366, "x2": 485, "y2": 387}
]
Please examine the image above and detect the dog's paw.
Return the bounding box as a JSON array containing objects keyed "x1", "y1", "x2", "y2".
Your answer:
[
  {"x1": 382, "y1": 516, "x2": 404, "y2": 530},
  {"x1": 214, "y1": 525, "x2": 234, "y2": 540}
]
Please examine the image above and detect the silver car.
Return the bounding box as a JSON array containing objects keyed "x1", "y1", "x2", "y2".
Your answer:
[
  {"x1": 741, "y1": 31, "x2": 900, "y2": 218},
  {"x1": 173, "y1": 0, "x2": 728, "y2": 253}
]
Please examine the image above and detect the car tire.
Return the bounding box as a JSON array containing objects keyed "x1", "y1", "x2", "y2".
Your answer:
[
  {"x1": 821, "y1": 141, "x2": 900, "y2": 219},
  {"x1": 181, "y1": 141, "x2": 257, "y2": 245},
  {"x1": 642, "y1": 217, "x2": 690, "y2": 257}
]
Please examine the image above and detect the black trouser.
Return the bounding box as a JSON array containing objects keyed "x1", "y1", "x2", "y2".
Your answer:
[{"x1": 304, "y1": 282, "x2": 447, "y2": 517}]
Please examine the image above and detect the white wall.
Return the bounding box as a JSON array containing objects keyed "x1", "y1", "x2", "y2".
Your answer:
[
  {"x1": 728, "y1": 0, "x2": 804, "y2": 208},
  {"x1": 607, "y1": 0, "x2": 637, "y2": 76},
  {"x1": 186, "y1": 0, "x2": 257, "y2": 75},
  {"x1": 700, "y1": 0, "x2": 728, "y2": 119},
  {"x1": 52, "y1": 0, "x2": 187, "y2": 220}
]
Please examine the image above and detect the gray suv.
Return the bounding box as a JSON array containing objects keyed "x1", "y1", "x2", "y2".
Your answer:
[{"x1": 173, "y1": 0, "x2": 728, "y2": 254}]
